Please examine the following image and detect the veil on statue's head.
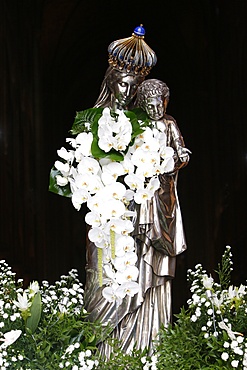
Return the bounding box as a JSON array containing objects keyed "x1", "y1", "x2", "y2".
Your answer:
[{"x1": 94, "y1": 25, "x2": 157, "y2": 108}]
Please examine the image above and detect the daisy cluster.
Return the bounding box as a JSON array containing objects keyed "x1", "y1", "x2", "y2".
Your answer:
[
  {"x1": 141, "y1": 354, "x2": 159, "y2": 370},
  {"x1": 187, "y1": 246, "x2": 247, "y2": 369},
  {"x1": 0, "y1": 260, "x2": 102, "y2": 369},
  {"x1": 39, "y1": 269, "x2": 85, "y2": 316},
  {"x1": 53, "y1": 107, "x2": 174, "y2": 305},
  {"x1": 59, "y1": 347, "x2": 99, "y2": 369}
]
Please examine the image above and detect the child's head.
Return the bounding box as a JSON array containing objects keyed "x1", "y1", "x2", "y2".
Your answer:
[{"x1": 136, "y1": 79, "x2": 170, "y2": 120}]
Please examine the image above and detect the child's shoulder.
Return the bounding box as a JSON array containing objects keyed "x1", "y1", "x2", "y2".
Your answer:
[{"x1": 164, "y1": 114, "x2": 177, "y2": 124}]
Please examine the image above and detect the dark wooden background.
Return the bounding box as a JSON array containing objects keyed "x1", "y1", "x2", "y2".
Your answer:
[{"x1": 1, "y1": 0, "x2": 247, "y2": 314}]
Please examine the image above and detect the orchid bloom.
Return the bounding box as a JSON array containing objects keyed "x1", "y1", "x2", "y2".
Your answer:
[
  {"x1": 54, "y1": 160, "x2": 70, "y2": 174},
  {"x1": 116, "y1": 281, "x2": 140, "y2": 298},
  {"x1": 57, "y1": 147, "x2": 74, "y2": 163},
  {"x1": 71, "y1": 188, "x2": 91, "y2": 211},
  {"x1": 124, "y1": 173, "x2": 145, "y2": 191},
  {"x1": 113, "y1": 251, "x2": 137, "y2": 272},
  {"x1": 114, "y1": 235, "x2": 135, "y2": 257},
  {"x1": 101, "y1": 162, "x2": 125, "y2": 185},
  {"x1": 116, "y1": 265, "x2": 139, "y2": 284},
  {"x1": 85, "y1": 211, "x2": 102, "y2": 228},
  {"x1": 52, "y1": 107, "x2": 177, "y2": 303},
  {"x1": 134, "y1": 188, "x2": 153, "y2": 204},
  {"x1": 102, "y1": 286, "x2": 123, "y2": 306},
  {"x1": 77, "y1": 156, "x2": 100, "y2": 176},
  {"x1": 75, "y1": 132, "x2": 93, "y2": 157}
]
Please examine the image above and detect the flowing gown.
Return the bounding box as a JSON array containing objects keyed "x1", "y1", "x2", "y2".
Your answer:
[{"x1": 84, "y1": 116, "x2": 189, "y2": 356}]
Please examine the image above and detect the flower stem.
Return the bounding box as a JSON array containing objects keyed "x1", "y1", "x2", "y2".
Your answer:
[
  {"x1": 110, "y1": 229, "x2": 115, "y2": 259},
  {"x1": 97, "y1": 248, "x2": 103, "y2": 287}
]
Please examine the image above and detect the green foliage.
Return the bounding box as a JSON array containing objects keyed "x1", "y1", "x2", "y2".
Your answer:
[
  {"x1": 49, "y1": 167, "x2": 72, "y2": 197},
  {"x1": 214, "y1": 245, "x2": 233, "y2": 291},
  {"x1": 26, "y1": 291, "x2": 42, "y2": 333},
  {"x1": 2, "y1": 245, "x2": 246, "y2": 368},
  {"x1": 97, "y1": 342, "x2": 150, "y2": 370},
  {"x1": 156, "y1": 309, "x2": 229, "y2": 369},
  {"x1": 124, "y1": 108, "x2": 151, "y2": 143},
  {"x1": 49, "y1": 106, "x2": 153, "y2": 198},
  {"x1": 155, "y1": 246, "x2": 247, "y2": 369},
  {"x1": 70, "y1": 107, "x2": 104, "y2": 135},
  {"x1": 0, "y1": 263, "x2": 104, "y2": 369}
]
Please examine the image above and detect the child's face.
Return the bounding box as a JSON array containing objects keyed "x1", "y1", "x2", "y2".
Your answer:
[{"x1": 144, "y1": 96, "x2": 165, "y2": 120}]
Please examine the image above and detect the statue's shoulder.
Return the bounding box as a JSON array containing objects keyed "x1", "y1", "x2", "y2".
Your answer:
[{"x1": 164, "y1": 114, "x2": 176, "y2": 123}]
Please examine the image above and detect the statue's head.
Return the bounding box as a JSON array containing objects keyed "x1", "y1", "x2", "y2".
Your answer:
[
  {"x1": 94, "y1": 25, "x2": 157, "y2": 109},
  {"x1": 136, "y1": 79, "x2": 170, "y2": 120},
  {"x1": 105, "y1": 68, "x2": 145, "y2": 108}
]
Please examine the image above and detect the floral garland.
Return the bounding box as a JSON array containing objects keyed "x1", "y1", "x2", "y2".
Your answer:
[
  {"x1": 156, "y1": 246, "x2": 247, "y2": 369},
  {"x1": 50, "y1": 107, "x2": 175, "y2": 305}
]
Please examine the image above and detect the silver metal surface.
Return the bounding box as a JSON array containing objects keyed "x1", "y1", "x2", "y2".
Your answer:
[{"x1": 84, "y1": 66, "x2": 189, "y2": 357}]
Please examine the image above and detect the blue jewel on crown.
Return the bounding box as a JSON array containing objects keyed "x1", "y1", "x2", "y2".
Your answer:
[{"x1": 133, "y1": 24, "x2": 145, "y2": 37}]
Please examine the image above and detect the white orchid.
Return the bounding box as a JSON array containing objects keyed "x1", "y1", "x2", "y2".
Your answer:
[
  {"x1": 75, "y1": 132, "x2": 93, "y2": 155},
  {"x1": 54, "y1": 160, "x2": 70, "y2": 174},
  {"x1": 114, "y1": 235, "x2": 135, "y2": 257},
  {"x1": 124, "y1": 173, "x2": 145, "y2": 190},
  {"x1": 113, "y1": 251, "x2": 137, "y2": 272},
  {"x1": 101, "y1": 162, "x2": 125, "y2": 185},
  {"x1": 56, "y1": 174, "x2": 69, "y2": 186},
  {"x1": 88, "y1": 227, "x2": 106, "y2": 245},
  {"x1": 53, "y1": 107, "x2": 176, "y2": 303},
  {"x1": 116, "y1": 281, "x2": 140, "y2": 298},
  {"x1": 106, "y1": 218, "x2": 134, "y2": 236},
  {"x1": 146, "y1": 176, "x2": 160, "y2": 192},
  {"x1": 116, "y1": 265, "x2": 139, "y2": 284},
  {"x1": 77, "y1": 157, "x2": 100, "y2": 175},
  {"x1": 57, "y1": 147, "x2": 74, "y2": 163},
  {"x1": 85, "y1": 211, "x2": 101, "y2": 228},
  {"x1": 102, "y1": 285, "x2": 122, "y2": 306},
  {"x1": 100, "y1": 198, "x2": 126, "y2": 220},
  {"x1": 98, "y1": 108, "x2": 132, "y2": 153},
  {"x1": 71, "y1": 189, "x2": 91, "y2": 211},
  {"x1": 134, "y1": 188, "x2": 154, "y2": 204}
]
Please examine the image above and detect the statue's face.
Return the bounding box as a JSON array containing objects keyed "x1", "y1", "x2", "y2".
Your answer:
[
  {"x1": 108, "y1": 70, "x2": 144, "y2": 108},
  {"x1": 144, "y1": 96, "x2": 165, "y2": 120}
]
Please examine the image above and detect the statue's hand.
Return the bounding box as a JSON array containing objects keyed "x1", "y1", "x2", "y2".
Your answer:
[{"x1": 179, "y1": 148, "x2": 191, "y2": 163}]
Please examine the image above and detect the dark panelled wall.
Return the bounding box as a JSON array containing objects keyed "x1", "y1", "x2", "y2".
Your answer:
[{"x1": 1, "y1": 0, "x2": 247, "y2": 314}]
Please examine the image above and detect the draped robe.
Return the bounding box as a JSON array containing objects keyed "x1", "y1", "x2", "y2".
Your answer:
[{"x1": 84, "y1": 116, "x2": 189, "y2": 356}]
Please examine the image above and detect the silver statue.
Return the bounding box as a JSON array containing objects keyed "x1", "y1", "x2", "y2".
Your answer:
[{"x1": 84, "y1": 28, "x2": 189, "y2": 357}]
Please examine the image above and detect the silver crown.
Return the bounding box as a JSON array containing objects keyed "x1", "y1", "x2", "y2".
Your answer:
[{"x1": 108, "y1": 25, "x2": 157, "y2": 76}]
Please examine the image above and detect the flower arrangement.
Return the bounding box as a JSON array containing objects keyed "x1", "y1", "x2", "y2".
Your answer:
[
  {"x1": 155, "y1": 245, "x2": 247, "y2": 369},
  {"x1": 0, "y1": 259, "x2": 158, "y2": 369},
  {"x1": 1, "y1": 244, "x2": 246, "y2": 368},
  {"x1": 0, "y1": 260, "x2": 102, "y2": 369},
  {"x1": 49, "y1": 107, "x2": 175, "y2": 305}
]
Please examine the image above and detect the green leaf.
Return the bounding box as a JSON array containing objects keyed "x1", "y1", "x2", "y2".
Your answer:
[
  {"x1": 90, "y1": 112, "x2": 102, "y2": 135},
  {"x1": 49, "y1": 167, "x2": 72, "y2": 197},
  {"x1": 26, "y1": 292, "x2": 42, "y2": 334},
  {"x1": 124, "y1": 108, "x2": 151, "y2": 144},
  {"x1": 70, "y1": 107, "x2": 104, "y2": 135},
  {"x1": 127, "y1": 107, "x2": 151, "y2": 128}
]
